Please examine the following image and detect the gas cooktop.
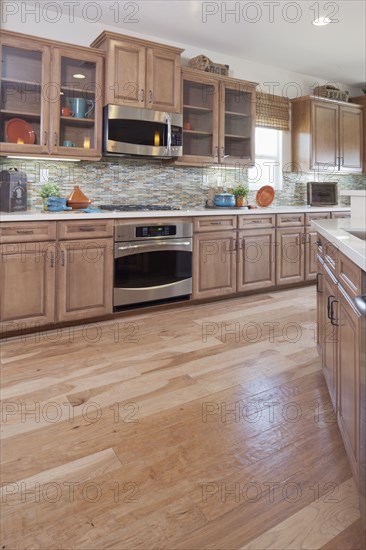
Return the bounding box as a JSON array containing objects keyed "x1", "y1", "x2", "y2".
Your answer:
[{"x1": 100, "y1": 204, "x2": 181, "y2": 212}]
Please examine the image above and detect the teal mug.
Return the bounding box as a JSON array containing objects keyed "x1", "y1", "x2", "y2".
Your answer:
[
  {"x1": 69, "y1": 98, "x2": 94, "y2": 119},
  {"x1": 63, "y1": 140, "x2": 75, "y2": 147}
]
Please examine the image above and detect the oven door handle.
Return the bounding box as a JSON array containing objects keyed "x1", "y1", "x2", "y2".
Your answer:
[{"x1": 116, "y1": 241, "x2": 192, "y2": 257}]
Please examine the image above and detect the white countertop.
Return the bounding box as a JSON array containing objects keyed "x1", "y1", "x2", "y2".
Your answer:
[
  {"x1": 0, "y1": 206, "x2": 350, "y2": 222},
  {"x1": 311, "y1": 218, "x2": 366, "y2": 272},
  {"x1": 340, "y1": 190, "x2": 366, "y2": 196}
]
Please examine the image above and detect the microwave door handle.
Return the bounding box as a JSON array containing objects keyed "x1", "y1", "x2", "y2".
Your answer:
[{"x1": 166, "y1": 114, "x2": 172, "y2": 155}]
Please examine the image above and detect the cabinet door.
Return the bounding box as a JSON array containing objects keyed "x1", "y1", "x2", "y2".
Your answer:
[
  {"x1": 305, "y1": 230, "x2": 319, "y2": 281},
  {"x1": 106, "y1": 39, "x2": 145, "y2": 107},
  {"x1": 311, "y1": 101, "x2": 338, "y2": 169},
  {"x1": 339, "y1": 106, "x2": 363, "y2": 172},
  {"x1": 193, "y1": 231, "x2": 236, "y2": 299},
  {"x1": 321, "y1": 268, "x2": 338, "y2": 408},
  {"x1": 0, "y1": 34, "x2": 51, "y2": 154},
  {"x1": 316, "y1": 260, "x2": 325, "y2": 354},
  {"x1": 219, "y1": 80, "x2": 256, "y2": 165},
  {"x1": 275, "y1": 228, "x2": 305, "y2": 285},
  {"x1": 181, "y1": 74, "x2": 219, "y2": 164},
  {"x1": 237, "y1": 229, "x2": 275, "y2": 292},
  {"x1": 0, "y1": 241, "x2": 56, "y2": 332},
  {"x1": 57, "y1": 239, "x2": 113, "y2": 322},
  {"x1": 337, "y1": 286, "x2": 360, "y2": 483},
  {"x1": 146, "y1": 48, "x2": 181, "y2": 113},
  {"x1": 50, "y1": 47, "x2": 103, "y2": 158}
]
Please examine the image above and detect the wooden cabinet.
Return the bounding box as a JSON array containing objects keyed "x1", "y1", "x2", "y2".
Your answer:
[
  {"x1": 92, "y1": 32, "x2": 182, "y2": 113},
  {"x1": 317, "y1": 235, "x2": 363, "y2": 490},
  {"x1": 0, "y1": 221, "x2": 113, "y2": 331},
  {"x1": 180, "y1": 68, "x2": 256, "y2": 165},
  {"x1": 0, "y1": 241, "x2": 56, "y2": 332},
  {"x1": 305, "y1": 212, "x2": 331, "y2": 281},
  {"x1": 331, "y1": 211, "x2": 351, "y2": 219},
  {"x1": 291, "y1": 96, "x2": 363, "y2": 173},
  {"x1": 57, "y1": 239, "x2": 113, "y2": 322},
  {"x1": 237, "y1": 228, "x2": 275, "y2": 291},
  {"x1": 337, "y1": 284, "x2": 361, "y2": 483},
  {"x1": 193, "y1": 231, "x2": 237, "y2": 299},
  {"x1": 349, "y1": 95, "x2": 366, "y2": 172},
  {"x1": 276, "y1": 227, "x2": 305, "y2": 285},
  {"x1": 0, "y1": 31, "x2": 104, "y2": 159}
]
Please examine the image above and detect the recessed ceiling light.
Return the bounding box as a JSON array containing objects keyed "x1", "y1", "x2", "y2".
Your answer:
[
  {"x1": 73, "y1": 73, "x2": 86, "y2": 79},
  {"x1": 313, "y1": 16, "x2": 331, "y2": 26}
]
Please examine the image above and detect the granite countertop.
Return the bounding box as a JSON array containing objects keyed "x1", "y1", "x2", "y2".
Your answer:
[
  {"x1": 0, "y1": 206, "x2": 350, "y2": 222},
  {"x1": 311, "y1": 217, "x2": 366, "y2": 271}
]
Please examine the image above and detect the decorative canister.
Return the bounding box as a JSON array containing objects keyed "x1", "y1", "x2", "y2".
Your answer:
[{"x1": 214, "y1": 193, "x2": 236, "y2": 207}]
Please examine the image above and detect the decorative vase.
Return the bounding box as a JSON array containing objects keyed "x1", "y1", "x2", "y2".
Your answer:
[
  {"x1": 236, "y1": 196, "x2": 246, "y2": 207},
  {"x1": 43, "y1": 198, "x2": 48, "y2": 211}
]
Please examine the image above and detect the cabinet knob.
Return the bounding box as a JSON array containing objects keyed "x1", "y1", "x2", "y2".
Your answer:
[
  {"x1": 54, "y1": 132, "x2": 58, "y2": 147},
  {"x1": 44, "y1": 131, "x2": 48, "y2": 146},
  {"x1": 149, "y1": 90, "x2": 153, "y2": 103},
  {"x1": 140, "y1": 89, "x2": 145, "y2": 102}
]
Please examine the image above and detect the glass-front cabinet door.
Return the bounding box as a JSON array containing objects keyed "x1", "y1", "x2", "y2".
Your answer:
[
  {"x1": 181, "y1": 72, "x2": 219, "y2": 164},
  {"x1": 219, "y1": 80, "x2": 256, "y2": 165},
  {"x1": 0, "y1": 35, "x2": 51, "y2": 154},
  {"x1": 51, "y1": 48, "x2": 103, "y2": 157}
]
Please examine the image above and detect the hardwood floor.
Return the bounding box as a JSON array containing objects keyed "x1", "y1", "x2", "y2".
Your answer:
[{"x1": 1, "y1": 287, "x2": 364, "y2": 549}]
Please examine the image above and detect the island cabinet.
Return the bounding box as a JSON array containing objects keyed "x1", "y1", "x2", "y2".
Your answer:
[
  {"x1": 0, "y1": 30, "x2": 104, "y2": 159},
  {"x1": 291, "y1": 96, "x2": 363, "y2": 173},
  {"x1": 316, "y1": 234, "x2": 362, "y2": 487},
  {"x1": 0, "y1": 220, "x2": 113, "y2": 334},
  {"x1": 91, "y1": 31, "x2": 183, "y2": 113},
  {"x1": 180, "y1": 68, "x2": 257, "y2": 166}
]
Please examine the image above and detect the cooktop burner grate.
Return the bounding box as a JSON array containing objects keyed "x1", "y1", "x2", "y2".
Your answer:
[{"x1": 100, "y1": 204, "x2": 180, "y2": 212}]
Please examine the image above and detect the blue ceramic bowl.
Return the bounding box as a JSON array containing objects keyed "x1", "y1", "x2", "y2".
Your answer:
[{"x1": 214, "y1": 193, "x2": 235, "y2": 207}]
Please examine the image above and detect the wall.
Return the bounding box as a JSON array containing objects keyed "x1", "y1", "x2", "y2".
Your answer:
[{"x1": 1, "y1": 157, "x2": 365, "y2": 210}]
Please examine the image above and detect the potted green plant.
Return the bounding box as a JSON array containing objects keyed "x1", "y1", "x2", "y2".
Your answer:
[
  {"x1": 232, "y1": 184, "x2": 249, "y2": 207},
  {"x1": 39, "y1": 183, "x2": 61, "y2": 211}
]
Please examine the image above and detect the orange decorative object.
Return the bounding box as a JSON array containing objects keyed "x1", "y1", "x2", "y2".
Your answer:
[
  {"x1": 256, "y1": 185, "x2": 275, "y2": 207},
  {"x1": 6, "y1": 118, "x2": 35, "y2": 144},
  {"x1": 67, "y1": 186, "x2": 92, "y2": 209}
]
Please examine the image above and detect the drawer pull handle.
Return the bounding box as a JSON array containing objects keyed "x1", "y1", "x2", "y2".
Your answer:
[
  {"x1": 17, "y1": 230, "x2": 34, "y2": 235},
  {"x1": 50, "y1": 252, "x2": 55, "y2": 268},
  {"x1": 209, "y1": 221, "x2": 223, "y2": 225},
  {"x1": 284, "y1": 218, "x2": 299, "y2": 222},
  {"x1": 61, "y1": 250, "x2": 65, "y2": 267},
  {"x1": 79, "y1": 226, "x2": 96, "y2": 232}
]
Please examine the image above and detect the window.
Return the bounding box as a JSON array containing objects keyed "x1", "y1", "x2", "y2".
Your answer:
[{"x1": 248, "y1": 128, "x2": 283, "y2": 190}]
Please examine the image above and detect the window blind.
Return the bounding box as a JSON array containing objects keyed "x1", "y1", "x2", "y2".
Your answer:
[{"x1": 256, "y1": 92, "x2": 290, "y2": 131}]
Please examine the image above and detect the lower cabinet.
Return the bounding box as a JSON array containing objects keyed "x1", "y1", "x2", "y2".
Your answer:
[
  {"x1": 192, "y1": 231, "x2": 236, "y2": 299},
  {"x1": 237, "y1": 228, "x2": 276, "y2": 291},
  {"x1": 0, "y1": 235, "x2": 113, "y2": 332},
  {"x1": 337, "y1": 285, "x2": 361, "y2": 484},
  {"x1": 0, "y1": 241, "x2": 56, "y2": 331},
  {"x1": 276, "y1": 227, "x2": 305, "y2": 285},
  {"x1": 305, "y1": 230, "x2": 319, "y2": 280},
  {"x1": 57, "y1": 239, "x2": 113, "y2": 322},
  {"x1": 317, "y1": 234, "x2": 362, "y2": 490}
]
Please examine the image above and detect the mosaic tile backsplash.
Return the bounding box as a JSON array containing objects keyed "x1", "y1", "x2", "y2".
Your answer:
[{"x1": 0, "y1": 157, "x2": 365, "y2": 210}]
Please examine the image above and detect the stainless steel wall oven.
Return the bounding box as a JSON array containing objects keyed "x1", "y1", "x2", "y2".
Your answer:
[{"x1": 114, "y1": 222, "x2": 192, "y2": 308}]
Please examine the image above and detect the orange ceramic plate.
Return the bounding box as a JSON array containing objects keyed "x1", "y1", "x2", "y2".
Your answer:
[
  {"x1": 5, "y1": 118, "x2": 35, "y2": 145},
  {"x1": 256, "y1": 185, "x2": 275, "y2": 207}
]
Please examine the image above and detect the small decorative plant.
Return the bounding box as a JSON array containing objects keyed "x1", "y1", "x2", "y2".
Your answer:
[
  {"x1": 232, "y1": 185, "x2": 249, "y2": 206},
  {"x1": 39, "y1": 183, "x2": 60, "y2": 199},
  {"x1": 39, "y1": 183, "x2": 61, "y2": 211}
]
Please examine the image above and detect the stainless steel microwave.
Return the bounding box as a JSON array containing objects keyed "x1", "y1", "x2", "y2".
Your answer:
[
  {"x1": 103, "y1": 105, "x2": 183, "y2": 158},
  {"x1": 307, "y1": 182, "x2": 338, "y2": 206}
]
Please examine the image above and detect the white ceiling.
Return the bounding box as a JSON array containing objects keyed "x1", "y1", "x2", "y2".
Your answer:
[{"x1": 13, "y1": 1, "x2": 366, "y2": 87}]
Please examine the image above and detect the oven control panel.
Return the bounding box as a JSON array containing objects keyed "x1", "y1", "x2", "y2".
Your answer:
[{"x1": 136, "y1": 225, "x2": 177, "y2": 238}]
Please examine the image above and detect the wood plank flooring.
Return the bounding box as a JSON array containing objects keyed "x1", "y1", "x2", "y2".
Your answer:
[{"x1": 1, "y1": 286, "x2": 365, "y2": 549}]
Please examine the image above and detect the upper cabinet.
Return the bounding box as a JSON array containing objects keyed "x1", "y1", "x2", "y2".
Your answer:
[
  {"x1": 180, "y1": 68, "x2": 256, "y2": 166},
  {"x1": 0, "y1": 31, "x2": 104, "y2": 159},
  {"x1": 349, "y1": 95, "x2": 366, "y2": 173},
  {"x1": 291, "y1": 96, "x2": 363, "y2": 173},
  {"x1": 91, "y1": 32, "x2": 183, "y2": 113}
]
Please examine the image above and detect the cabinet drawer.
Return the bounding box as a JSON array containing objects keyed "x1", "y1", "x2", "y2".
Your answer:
[
  {"x1": 0, "y1": 222, "x2": 56, "y2": 243},
  {"x1": 238, "y1": 214, "x2": 275, "y2": 229},
  {"x1": 305, "y1": 212, "x2": 330, "y2": 225},
  {"x1": 276, "y1": 213, "x2": 305, "y2": 226},
  {"x1": 323, "y1": 238, "x2": 338, "y2": 273},
  {"x1": 58, "y1": 220, "x2": 114, "y2": 240},
  {"x1": 331, "y1": 211, "x2": 351, "y2": 219},
  {"x1": 337, "y1": 252, "x2": 361, "y2": 297},
  {"x1": 193, "y1": 216, "x2": 237, "y2": 232}
]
